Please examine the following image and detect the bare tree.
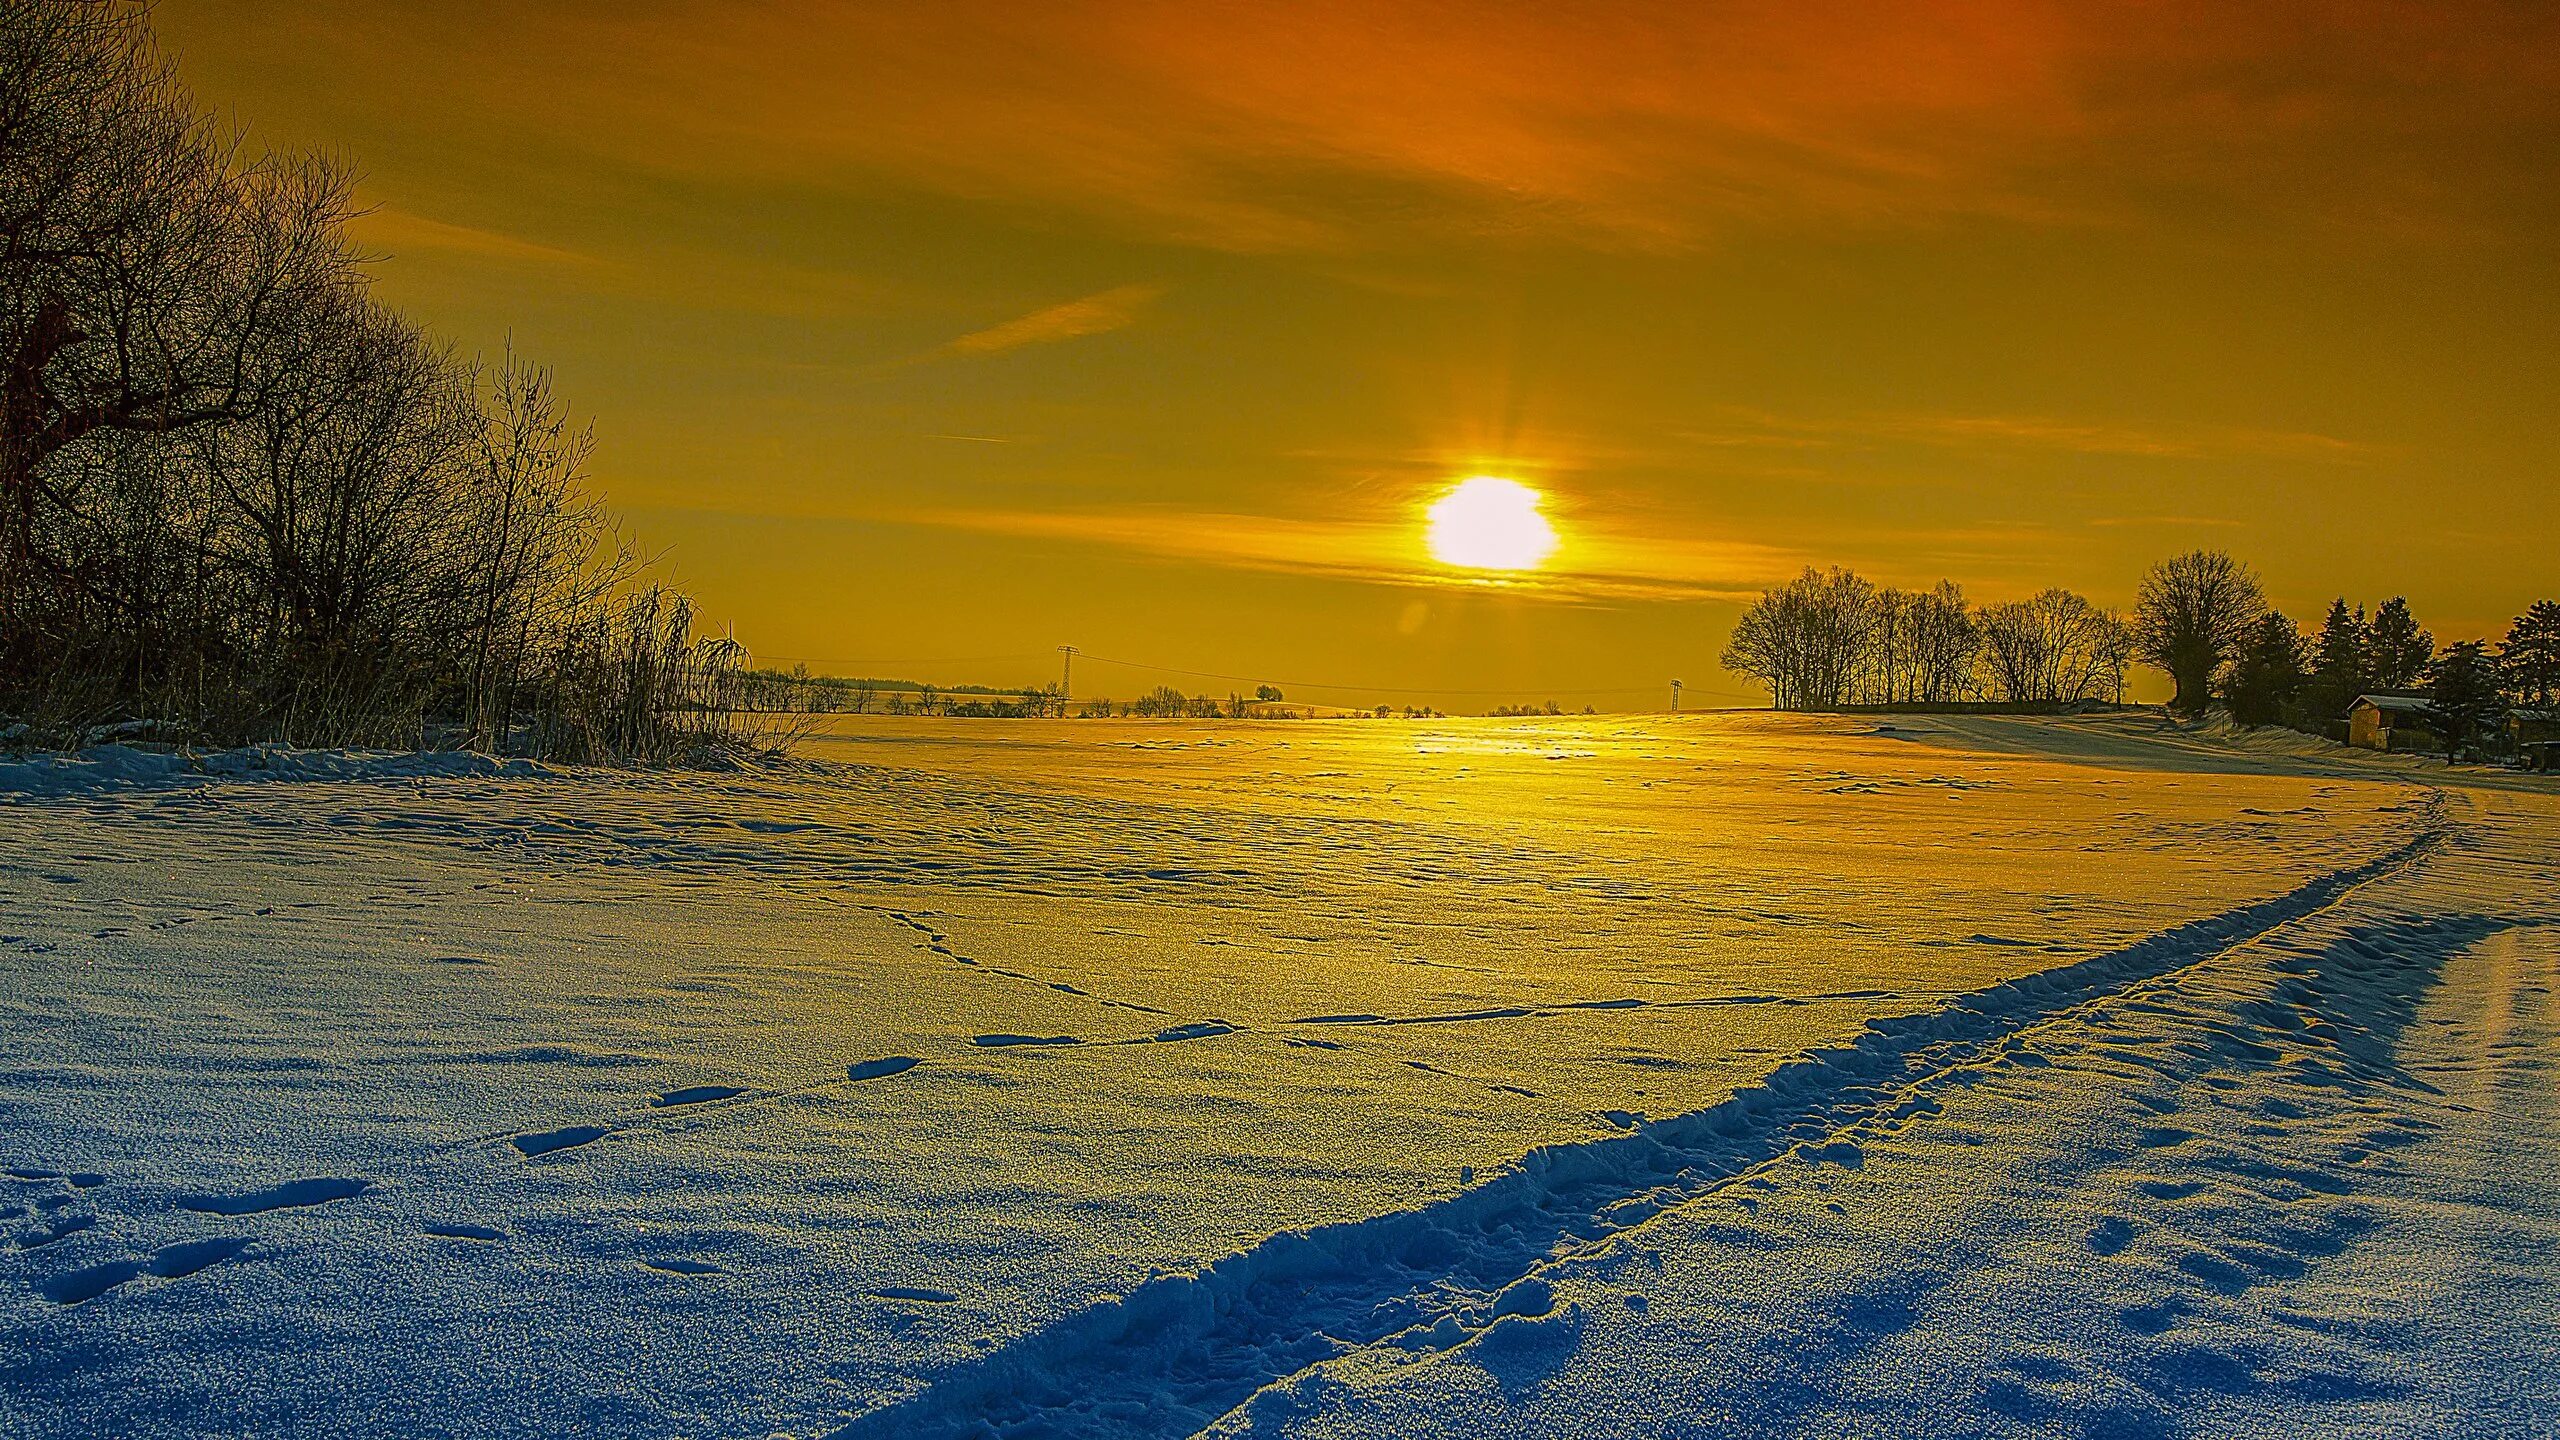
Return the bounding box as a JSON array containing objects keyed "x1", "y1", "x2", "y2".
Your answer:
[
  {"x1": 3, "y1": 1, "x2": 354, "y2": 639},
  {"x1": 1723, "y1": 566, "x2": 1876, "y2": 710},
  {"x1": 189, "y1": 289, "x2": 483, "y2": 735},
  {"x1": 2134, "y1": 550, "x2": 2265, "y2": 712},
  {"x1": 1858, "y1": 587, "x2": 1913, "y2": 704},
  {"x1": 1979, "y1": 589, "x2": 2128, "y2": 706},
  {"x1": 460, "y1": 343, "x2": 606, "y2": 748},
  {"x1": 0, "y1": 1, "x2": 751, "y2": 762},
  {"x1": 1906, "y1": 580, "x2": 1981, "y2": 705}
]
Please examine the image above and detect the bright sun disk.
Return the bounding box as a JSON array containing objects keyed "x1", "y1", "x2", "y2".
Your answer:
[{"x1": 1424, "y1": 476, "x2": 1559, "y2": 572}]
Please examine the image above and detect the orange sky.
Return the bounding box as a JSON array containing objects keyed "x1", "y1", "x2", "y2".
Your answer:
[{"x1": 162, "y1": 2, "x2": 2560, "y2": 705}]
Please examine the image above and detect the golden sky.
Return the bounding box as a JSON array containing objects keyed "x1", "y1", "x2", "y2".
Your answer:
[{"x1": 163, "y1": 2, "x2": 2560, "y2": 704}]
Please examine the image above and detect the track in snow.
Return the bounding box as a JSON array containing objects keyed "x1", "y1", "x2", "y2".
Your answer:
[{"x1": 828, "y1": 809, "x2": 2447, "y2": 1440}]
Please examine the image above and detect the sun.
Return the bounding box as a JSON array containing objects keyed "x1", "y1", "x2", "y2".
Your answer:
[{"x1": 1424, "y1": 477, "x2": 1560, "y2": 572}]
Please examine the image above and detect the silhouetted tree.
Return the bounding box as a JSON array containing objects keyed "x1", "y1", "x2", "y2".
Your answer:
[
  {"x1": 0, "y1": 0, "x2": 734, "y2": 760},
  {"x1": 2133, "y1": 550, "x2": 2266, "y2": 713},
  {"x1": 2, "y1": 0, "x2": 355, "y2": 645},
  {"x1": 2499, "y1": 600, "x2": 2560, "y2": 709},
  {"x1": 460, "y1": 345, "x2": 608, "y2": 747},
  {"x1": 1905, "y1": 580, "x2": 1981, "y2": 705},
  {"x1": 1131, "y1": 685, "x2": 1188, "y2": 717},
  {"x1": 1977, "y1": 589, "x2": 2129, "y2": 705},
  {"x1": 2424, "y1": 642, "x2": 2507, "y2": 763},
  {"x1": 2222, "y1": 613, "x2": 2306, "y2": 727},
  {"x1": 1860, "y1": 587, "x2": 1916, "y2": 704},
  {"x1": 1723, "y1": 566, "x2": 1875, "y2": 710},
  {"x1": 2363, "y1": 597, "x2": 2433, "y2": 690}
]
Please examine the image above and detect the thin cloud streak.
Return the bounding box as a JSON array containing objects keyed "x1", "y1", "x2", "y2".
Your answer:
[
  {"x1": 1675, "y1": 408, "x2": 2373, "y2": 463},
  {"x1": 943, "y1": 282, "x2": 1167, "y2": 356},
  {"x1": 351, "y1": 205, "x2": 592, "y2": 266},
  {"x1": 892, "y1": 503, "x2": 1801, "y2": 603},
  {"x1": 850, "y1": 283, "x2": 1170, "y2": 380}
]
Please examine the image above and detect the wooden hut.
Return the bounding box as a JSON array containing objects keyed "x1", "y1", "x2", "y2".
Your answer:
[{"x1": 2346, "y1": 694, "x2": 2434, "y2": 751}]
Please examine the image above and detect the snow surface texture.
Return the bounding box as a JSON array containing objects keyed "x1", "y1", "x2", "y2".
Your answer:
[
  {"x1": 0, "y1": 712, "x2": 2551, "y2": 1437},
  {"x1": 0, "y1": 742, "x2": 546, "y2": 794}
]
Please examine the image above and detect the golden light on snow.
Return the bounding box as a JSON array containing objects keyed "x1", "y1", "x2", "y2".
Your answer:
[{"x1": 1424, "y1": 477, "x2": 1560, "y2": 573}]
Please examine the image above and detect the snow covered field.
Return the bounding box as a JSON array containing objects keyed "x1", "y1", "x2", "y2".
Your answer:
[{"x1": 1, "y1": 713, "x2": 2551, "y2": 1438}]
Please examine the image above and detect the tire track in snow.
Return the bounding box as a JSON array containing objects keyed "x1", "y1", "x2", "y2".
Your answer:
[{"x1": 823, "y1": 801, "x2": 2448, "y2": 1440}]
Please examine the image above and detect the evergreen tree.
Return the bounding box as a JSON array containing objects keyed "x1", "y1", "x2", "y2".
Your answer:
[
  {"x1": 2364, "y1": 597, "x2": 2433, "y2": 689},
  {"x1": 2499, "y1": 600, "x2": 2560, "y2": 709},
  {"x1": 2223, "y1": 613, "x2": 2306, "y2": 727},
  {"x1": 2424, "y1": 642, "x2": 2508, "y2": 763},
  {"x1": 2301, "y1": 598, "x2": 2369, "y2": 722}
]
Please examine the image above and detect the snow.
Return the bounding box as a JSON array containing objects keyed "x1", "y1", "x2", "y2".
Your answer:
[
  {"x1": 0, "y1": 712, "x2": 2551, "y2": 1437},
  {"x1": 1203, "y1": 790, "x2": 2560, "y2": 1440},
  {"x1": 0, "y1": 742, "x2": 546, "y2": 795}
]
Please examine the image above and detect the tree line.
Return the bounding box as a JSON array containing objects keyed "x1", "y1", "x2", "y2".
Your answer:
[
  {"x1": 1, "y1": 0, "x2": 752, "y2": 761},
  {"x1": 1725, "y1": 547, "x2": 2559, "y2": 764},
  {"x1": 1722, "y1": 572, "x2": 2131, "y2": 710},
  {"x1": 2221, "y1": 591, "x2": 2557, "y2": 763}
]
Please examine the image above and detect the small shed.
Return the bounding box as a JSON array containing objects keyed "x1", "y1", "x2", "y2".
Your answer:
[
  {"x1": 2511, "y1": 708, "x2": 2560, "y2": 745},
  {"x1": 2347, "y1": 694, "x2": 2433, "y2": 751}
]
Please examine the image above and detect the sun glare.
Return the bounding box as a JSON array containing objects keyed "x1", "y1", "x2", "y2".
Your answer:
[{"x1": 1424, "y1": 477, "x2": 1560, "y2": 572}]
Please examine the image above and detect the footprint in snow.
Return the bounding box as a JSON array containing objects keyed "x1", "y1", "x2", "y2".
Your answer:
[
  {"x1": 34, "y1": 1237, "x2": 252, "y2": 1305},
  {"x1": 510, "y1": 1126, "x2": 611, "y2": 1158},
  {"x1": 868, "y1": 1285, "x2": 959, "y2": 1304},
  {"x1": 1133, "y1": 1021, "x2": 1234, "y2": 1045},
  {"x1": 146, "y1": 1236, "x2": 253, "y2": 1279},
  {"x1": 648, "y1": 1086, "x2": 746, "y2": 1109},
  {"x1": 177, "y1": 1176, "x2": 371, "y2": 1215},
  {"x1": 972, "y1": 1034, "x2": 1083, "y2": 1048},
  {"x1": 2176, "y1": 1250, "x2": 2257, "y2": 1295},
  {"x1": 8, "y1": 1158, "x2": 103, "y2": 1183},
  {"x1": 18, "y1": 1213, "x2": 95, "y2": 1248},
  {"x1": 848, "y1": 1056, "x2": 923, "y2": 1082},
  {"x1": 35, "y1": 1258, "x2": 141, "y2": 1306},
  {"x1": 423, "y1": 1223, "x2": 506, "y2": 1242},
  {"x1": 2087, "y1": 1216, "x2": 2136, "y2": 1255}
]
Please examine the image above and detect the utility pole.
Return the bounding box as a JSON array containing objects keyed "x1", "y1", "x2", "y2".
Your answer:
[
  {"x1": 1670, "y1": 678, "x2": 1683, "y2": 714},
  {"x1": 1058, "y1": 645, "x2": 1078, "y2": 708}
]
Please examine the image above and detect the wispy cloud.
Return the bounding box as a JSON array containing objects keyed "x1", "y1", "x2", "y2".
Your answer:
[
  {"x1": 1675, "y1": 408, "x2": 2371, "y2": 464},
  {"x1": 351, "y1": 205, "x2": 592, "y2": 266},
  {"x1": 891, "y1": 503, "x2": 1802, "y2": 603},
  {"x1": 2083, "y1": 514, "x2": 2247, "y2": 529},
  {"x1": 848, "y1": 283, "x2": 1171, "y2": 382},
  {"x1": 349, "y1": 201, "x2": 908, "y2": 322},
  {"x1": 941, "y1": 282, "x2": 1167, "y2": 356},
  {"x1": 283, "y1": 2, "x2": 2560, "y2": 256},
  {"x1": 1871, "y1": 413, "x2": 2368, "y2": 462}
]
